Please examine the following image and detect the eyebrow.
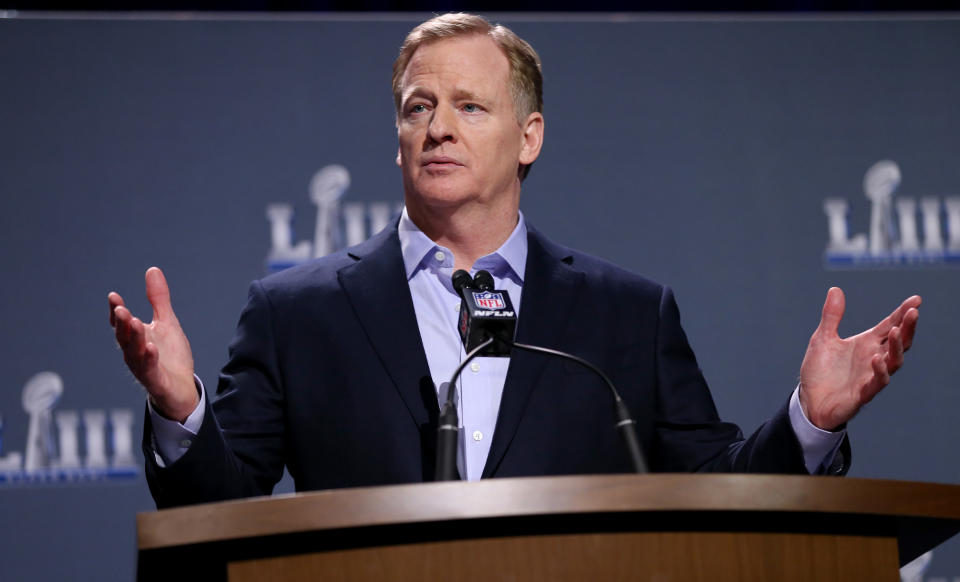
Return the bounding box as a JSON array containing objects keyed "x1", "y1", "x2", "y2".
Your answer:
[
  {"x1": 401, "y1": 86, "x2": 489, "y2": 106},
  {"x1": 401, "y1": 86, "x2": 434, "y2": 105},
  {"x1": 450, "y1": 88, "x2": 485, "y2": 103}
]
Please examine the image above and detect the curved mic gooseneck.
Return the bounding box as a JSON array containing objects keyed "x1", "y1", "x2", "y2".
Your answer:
[{"x1": 507, "y1": 341, "x2": 648, "y2": 474}]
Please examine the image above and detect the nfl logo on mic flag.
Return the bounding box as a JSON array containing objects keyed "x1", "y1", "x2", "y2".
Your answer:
[{"x1": 473, "y1": 291, "x2": 506, "y2": 310}]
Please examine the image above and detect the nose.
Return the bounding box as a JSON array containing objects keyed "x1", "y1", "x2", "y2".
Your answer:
[{"x1": 427, "y1": 105, "x2": 457, "y2": 144}]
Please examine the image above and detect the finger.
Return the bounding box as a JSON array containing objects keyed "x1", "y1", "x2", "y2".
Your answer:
[
  {"x1": 874, "y1": 354, "x2": 890, "y2": 386},
  {"x1": 145, "y1": 267, "x2": 174, "y2": 322},
  {"x1": 865, "y1": 354, "x2": 890, "y2": 401},
  {"x1": 873, "y1": 295, "x2": 923, "y2": 339},
  {"x1": 128, "y1": 315, "x2": 148, "y2": 356},
  {"x1": 121, "y1": 316, "x2": 148, "y2": 364},
  {"x1": 899, "y1": 307, "x2": 920, "y2": 351},
  {"x1": 113, "y1": 305, "x2": 133, "y2": 346},
  {"x1": 885, "y1": 326, "x2": 904, "y2": 374},
  {"x1": 121, "y1": 317, "x2": 155, "y2": 379},
  {"x1": 108, "y1": 292, "x2": 125, "y2": 327},
  {"x1": 115, "y1": 308, "x2": 145, "y2": 353},
  {"x1": 817, "y1": 287, "x2": 845, "y2": 338}
]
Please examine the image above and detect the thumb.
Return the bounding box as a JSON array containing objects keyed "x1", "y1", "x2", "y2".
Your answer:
[
  {"x1": 817, "y1": 286, "x2": 845, "y2": 338},
  {"x1": 145, "y1": 267, "x2": 175, "y2": 322}
]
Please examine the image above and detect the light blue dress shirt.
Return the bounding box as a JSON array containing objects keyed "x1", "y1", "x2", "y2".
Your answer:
[
  {"x1": 150, "y1": 208, "x2": 845, "y2": 477},
  {"x1": 398, "y1": 208, "x2": 527, "y2": 480}
]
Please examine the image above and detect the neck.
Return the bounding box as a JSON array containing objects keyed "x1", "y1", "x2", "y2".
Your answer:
[{"x1": 407, "y1": 199, "x2": 520, "y2": 272}]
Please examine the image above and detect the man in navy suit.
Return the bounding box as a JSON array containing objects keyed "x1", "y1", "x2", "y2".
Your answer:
[{"x1": 109, "y1": 14, "x2": 920, "y2": 508}]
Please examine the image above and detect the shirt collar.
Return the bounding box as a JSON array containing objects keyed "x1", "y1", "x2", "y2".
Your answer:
[{"x1": 398, "y1": 207, "x2": 528, "y2": 283}]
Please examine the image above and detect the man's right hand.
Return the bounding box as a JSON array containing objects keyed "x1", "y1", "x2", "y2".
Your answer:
[{"x1": 109, "y1": 267, "x2": 198, "y2": 423}]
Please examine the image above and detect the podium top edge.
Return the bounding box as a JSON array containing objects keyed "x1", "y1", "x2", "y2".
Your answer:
[{"x1": 137, "y1": 474, "x2": 960, "y2": 550}]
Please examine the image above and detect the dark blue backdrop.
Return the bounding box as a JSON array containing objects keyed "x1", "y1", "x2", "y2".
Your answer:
[{"x1": 1, "y1": 12, "x2": 958, "y2": 581}]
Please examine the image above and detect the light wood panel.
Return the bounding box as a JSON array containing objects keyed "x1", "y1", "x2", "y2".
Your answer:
[{"x1": 227, "y1": 531, "x2": 900, "y2": 582}]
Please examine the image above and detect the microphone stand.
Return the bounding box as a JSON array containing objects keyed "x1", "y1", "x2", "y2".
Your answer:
[
  {"x1": 435, "y1": 269, "x2": 648, "y2": 479},
  {"x1": 434, "y1": 334, "x2": 648, "y2": 479},
  {"x1": 434, "y1": 337, "x2": 495, "y2": 481}
]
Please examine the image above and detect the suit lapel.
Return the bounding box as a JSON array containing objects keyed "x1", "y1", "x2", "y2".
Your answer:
[
  {"x1": 338, "y1": 227, "x2": 437, "y2": 429},
  {"x1": 481, "y1": 226, "x2": 584, "y2": 478}
]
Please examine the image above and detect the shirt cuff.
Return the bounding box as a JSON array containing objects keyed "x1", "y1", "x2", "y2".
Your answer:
[
  {"x1": 147, "y1": 376, "x2": 206, "y2": 467},
  {"x1": 788, "y1": 385, "x2": 845, "y2": 474}
]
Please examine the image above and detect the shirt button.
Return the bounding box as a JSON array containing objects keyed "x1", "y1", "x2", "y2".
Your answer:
[
  {"x1": 472, "y1": 430, "x2": 483, "y2": 441},
  {"x1": 470, "y1": 362, "x2": 480, "y2": 373},
  {"x1": 454, "y1": 303, "x2": 460, "y2": 311},
  {"x1": 179, "y1": 439, "x2": 192, "y2": 448},
  {"x1": 434, "y1": 251, "x2": 445, "y2": 262}
]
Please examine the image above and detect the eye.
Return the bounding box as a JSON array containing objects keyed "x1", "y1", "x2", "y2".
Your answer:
[
  {"x1": 405, "y1": 103, "x2": 429, "y2": 117},
  {"x1": 463, "y1": 103, "x2": 481, "y2": 113}
]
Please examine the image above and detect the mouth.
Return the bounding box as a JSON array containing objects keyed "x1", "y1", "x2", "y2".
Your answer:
[{"x1": 422, "y1": 156, "x2": 463, "y2": 169}]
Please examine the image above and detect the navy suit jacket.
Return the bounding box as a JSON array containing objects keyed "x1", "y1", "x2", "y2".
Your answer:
[{"x1": 145, "y1": 224, "x2": 833, "y2": 508}]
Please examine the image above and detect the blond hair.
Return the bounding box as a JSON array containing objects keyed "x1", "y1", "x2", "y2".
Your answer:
[{"x1": 392, "y1": 13, "x2": 543, "y2": 180}]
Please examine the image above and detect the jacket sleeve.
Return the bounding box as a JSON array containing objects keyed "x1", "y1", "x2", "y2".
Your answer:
[{"x1": 649, "y1": 286, "x2": 850, "y2": 474}]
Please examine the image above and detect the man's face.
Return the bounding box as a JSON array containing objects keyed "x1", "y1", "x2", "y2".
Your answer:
[{"x1": 396, "y1": 34, "x2": 541, "y2": 214}]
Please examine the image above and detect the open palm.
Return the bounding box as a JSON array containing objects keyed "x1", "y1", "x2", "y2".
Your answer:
[
  {"x1": 799, "y1": 287, "x2": 921, "y2": 431},
  {"x1": 109, "y1": 267, "x2": 198, "y2": 422}
]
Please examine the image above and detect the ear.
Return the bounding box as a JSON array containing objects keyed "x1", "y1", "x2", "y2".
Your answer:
[
  {"x1": 518, "y1": 112, "x2": 544, "y2": 166},
  {"x1": 396, "y1": 146, "x2": 402, "y2": 168}
]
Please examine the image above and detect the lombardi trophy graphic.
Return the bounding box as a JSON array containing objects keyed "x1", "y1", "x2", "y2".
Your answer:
[
  {"x1": 23, "y1": 371, "x2": 62, "y2": 473},
  {"x1": 864, "y1": 160, "x2": 901, "y2": 256},
  {"x1": 310, "y1": 164, "x2": 351, "y2": 258}
]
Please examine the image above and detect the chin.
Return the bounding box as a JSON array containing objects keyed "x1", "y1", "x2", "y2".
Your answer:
[{"x1": 409, "y1": 176, "x2": 477, "y2": 207}]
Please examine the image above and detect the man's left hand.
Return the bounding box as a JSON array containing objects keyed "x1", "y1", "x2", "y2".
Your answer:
[{"x1": 799, "y1": 287, "x2": 921, "y2": 431}]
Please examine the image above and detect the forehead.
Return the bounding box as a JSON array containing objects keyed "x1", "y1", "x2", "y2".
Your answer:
[{"x1": 400, "y1": 34, "x2": 511, "y2": 99}]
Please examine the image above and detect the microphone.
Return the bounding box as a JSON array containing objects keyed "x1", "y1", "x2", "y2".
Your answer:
[
  {"x1": 451, "y1": 269, "x2": 474, "y2": 295},
  {"x1": 473, "y1": 269, "x2": 494, "y2": 291},
  {"x1": 453, "y1": 269, "x2": 516, "y2": 357}
]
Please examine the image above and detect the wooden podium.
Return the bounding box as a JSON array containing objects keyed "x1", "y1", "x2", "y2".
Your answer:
[{"x1": 136, "y1": 474, "x2": 960, "y2": 582}]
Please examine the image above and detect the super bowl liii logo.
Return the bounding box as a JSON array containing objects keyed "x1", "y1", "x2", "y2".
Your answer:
[
  {"x1": 265, "y1": 165, "x2": 403, "y2": 272},
  {"x1": 0, "y1": 372, "x2": 137, "y2": 484},
  {"x1": 824, "y1": 160, "x2": 960, "y2": 267}
]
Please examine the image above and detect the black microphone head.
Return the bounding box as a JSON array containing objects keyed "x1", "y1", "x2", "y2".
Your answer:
[
  {"x1": 452, "y1": 269, "x2": 474, "y2": 294},
  {"x1": 473, "y1": 270, "x2": 494, "y2": 291}
]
